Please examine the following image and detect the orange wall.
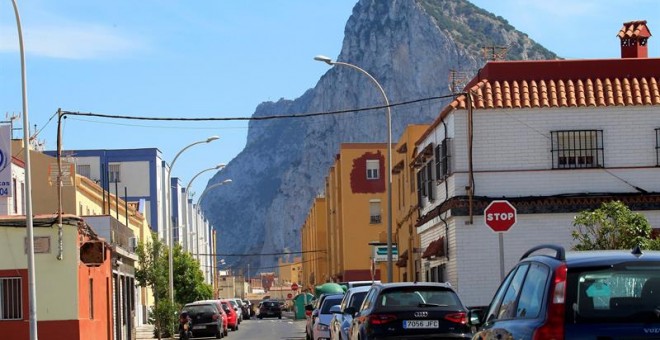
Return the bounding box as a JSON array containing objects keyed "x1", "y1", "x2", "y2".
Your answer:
[{"x1": 77, "y1": 242, "x2": 113, "y2": 340}]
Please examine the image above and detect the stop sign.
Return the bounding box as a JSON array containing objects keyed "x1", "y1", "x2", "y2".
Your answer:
[
  {"x1": 484, "y1": 200, "x2": 517, "y2": 232},
  {"x1": 291, "y1": 283, "x2": 299, "y2": 291}
]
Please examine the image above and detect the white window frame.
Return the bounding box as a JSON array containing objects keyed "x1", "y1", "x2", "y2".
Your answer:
[
  {"x1": 366, "y1": 160, "x2": 380, "y2": 180},
  {"x1": 369, "y1": 199, "x2": 381, "y2": 224},
  {"x1": 108, "y1": 163, "x2": 121, "y2": 183},
  {"x1": 76, "y1": 164, "x2": 91, "y2": 179}
]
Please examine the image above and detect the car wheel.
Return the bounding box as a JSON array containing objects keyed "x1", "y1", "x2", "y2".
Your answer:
[
  {"x1": 278, "y1": 314, "x2": 282, "y2": 319},
  {"x1": 216, "y1": 327, "x2": 222, "y2": 339},
  {"x1": 224, "y1": 327, "x2": 228, "y2": 336}
]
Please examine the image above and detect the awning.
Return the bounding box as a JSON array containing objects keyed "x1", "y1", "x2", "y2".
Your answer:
[
  {"x1": 395, "y1": 249, "x2": 409, "y2": 267},
  {"x1": 422, "y1": 237, "x2": 445, "y2": 259}
]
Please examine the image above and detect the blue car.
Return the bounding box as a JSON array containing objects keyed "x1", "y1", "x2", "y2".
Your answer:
[{"x1": 329, "y1": 285, "x2": 371, "y2": 340}]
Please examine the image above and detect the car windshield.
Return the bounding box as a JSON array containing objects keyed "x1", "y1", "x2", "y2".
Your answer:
[
  {"x1": 377, "y1": 286, "x2": 461, "y2": 308},
  {"x1": 183, "y1": 304, "x2": 215, "y2": 314},
  {"x1": 262, "y1": 301, "x2": 278, "y2": 308},
  {"x1": 320, "y1": 296, "x2": 343, "y2": 314},
  {"x1": 569, "y1": 263, "x2": 660, "y2": 323}
]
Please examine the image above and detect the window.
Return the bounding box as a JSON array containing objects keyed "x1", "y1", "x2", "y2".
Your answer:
[
  {"x1": 366, "y1": 160, "x2": 379, "y2": 180},
  {"x1": 551, "y1": 130, "x2": 604, "y2": 169},
  {"x1": 434, "y1": 138, "x2": 452, "y2": 179},
  {"x1": 515, "y1": 263, "x2": 549, "y2": 318},
  {"x1": 0, "y1": 277, "x2": 22, "y2": 320},
  {"x1": 426, "y1": 163, "x2": 434, "y2": 201},
  {"x1": 108, "y1": 163, "x2": 121, "y2": 183},
  {"x1": 77, "y1": 164, "x2": 91, "y2": 179},
  {"x1": 370, "y1": 200, "x2": 381, "y2": 224},
  {"x1": 655, "y1": 128, "x2": 660, "y2": 166},
  {"x1": 12, "y1": 178, "x2": 17, "y2": 214},
  {"x1": 497, "y1": 264, "x2": 529, "y2": 319}
]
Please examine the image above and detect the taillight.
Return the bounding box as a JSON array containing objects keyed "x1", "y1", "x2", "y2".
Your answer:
[
  {"x1": 368, "y1": 314, "x2": 397, "y2": 325},
  {"x1": 533, "y1": 263, "x2": 566, "y2": 340},
  {"x1": 444, "y1": 312, "x2": 467, "y2": 324}
]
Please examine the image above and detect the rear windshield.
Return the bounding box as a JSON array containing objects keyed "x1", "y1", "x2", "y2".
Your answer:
[
  {"x1": 262, "y1": 301, "x2": 279, "y2": 308},
  {"x1": 321, "y1": 297, "x2": 343, "y2": 314},
  {"x1": 183, "y1": 304, "x2": 216, "y2": 314},
  {"x1": 568, "y1": 263, "x2": 660, "y2": 323},
  {"x1": 377, "y1": 286, "x2": 461, "y2": 308}
]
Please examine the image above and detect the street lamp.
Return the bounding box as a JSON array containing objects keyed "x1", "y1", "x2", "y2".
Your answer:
[
  {"x1": 314, "y1": 55, "x2": 394, "y2": 282},
  {"x1": 185, "y1": 163, "x2": 226, "y2": 254},
  {"x1": 197, "y1": 179, "x2": 233, "y2": 206},
  {"x1": 167, "y1": 136, "x2": 219, "y2": 304},
  {"x1": 11, "y1": 1, "x2": 38, "y2": 338}
]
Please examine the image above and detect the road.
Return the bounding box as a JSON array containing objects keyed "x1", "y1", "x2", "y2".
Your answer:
[{"x1": 183, "y1": 314, "x2": 307, "y2": 340}]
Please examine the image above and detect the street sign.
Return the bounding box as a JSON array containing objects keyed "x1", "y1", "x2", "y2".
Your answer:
[
  {"x1": 372, "y1": 244, "x2": 398, "y2": 262},
  {"x1": 291, "y1": 283, "x2": 299, "y2": 291},
  {"x1": 287, "y1": 293, "x2": 293, "y2": 299},
  {"x1": 484, "y1": 200, "x2": 517, "y2": 233}
]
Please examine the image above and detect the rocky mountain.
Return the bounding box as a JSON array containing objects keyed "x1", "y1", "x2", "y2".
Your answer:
[{"x1": 201, "y1": 0, "x2": 557, "y2": 275}]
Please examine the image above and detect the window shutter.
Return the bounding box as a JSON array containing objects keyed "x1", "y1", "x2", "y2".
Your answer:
[
  {"x1": 416, "y1": 170, "x2": 423, "y2": 207},
  {"x1": 426, "y1": 163, "x2": 434, "y2": 201}
]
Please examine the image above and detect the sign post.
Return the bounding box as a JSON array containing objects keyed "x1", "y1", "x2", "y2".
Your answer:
[{"x1": 484, "y1": 200, "x2": 517, "y2": 281}]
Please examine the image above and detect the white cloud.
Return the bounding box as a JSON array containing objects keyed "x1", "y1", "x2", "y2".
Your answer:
[{"x1": 0, "y1": 23, "x2": 146, "y2": 60}]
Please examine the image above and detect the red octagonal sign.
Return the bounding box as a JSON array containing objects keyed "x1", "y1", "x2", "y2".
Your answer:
[{"x1": 484, "y1": 200, "x2": 517, "y2": 233}]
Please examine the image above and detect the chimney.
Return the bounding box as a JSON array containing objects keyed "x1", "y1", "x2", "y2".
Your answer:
[{"x1": 617, "y1": 20, "x2": 652, "y2": 58}]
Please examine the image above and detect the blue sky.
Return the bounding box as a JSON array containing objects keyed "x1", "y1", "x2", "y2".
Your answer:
[{"x1": 0, "y1": 0, "x2": 658, "y2": 197}]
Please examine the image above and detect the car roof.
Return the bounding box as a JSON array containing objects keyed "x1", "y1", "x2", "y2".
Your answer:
[
  {"x1": 346, "y1": 285, "x2": 372, "y2": 294},
  {"x1": 522, "y1": 247, "x2": 660, "y2": 268},
  {"x1": 373, "y1": 282, "x2": 453, "y2": 289},
  {"x1": 184, "y1": 301, "x2": 217, "y2": 307}
]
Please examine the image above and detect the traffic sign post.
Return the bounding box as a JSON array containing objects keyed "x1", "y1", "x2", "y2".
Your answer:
[{"x1": 484, "y1": 200, "x2": 517, "y2": 281}]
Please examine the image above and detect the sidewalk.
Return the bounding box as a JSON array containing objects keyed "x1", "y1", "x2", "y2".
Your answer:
[{"x1": 136, "y1": 324, "x2": 155, "y2": 340}]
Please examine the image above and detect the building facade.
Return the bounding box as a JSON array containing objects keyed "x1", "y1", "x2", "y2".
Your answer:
[
  {"x1": 301, "y1": 197, "x2": 328, "y2": 289},
  {"x1": 413, "y1": 21, "x2": 660, "y2": 306}
]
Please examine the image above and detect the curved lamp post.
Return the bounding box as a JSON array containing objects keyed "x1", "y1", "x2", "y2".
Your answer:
[
  {"x1": 314, "y1": 55, "x2": 394, "y2": 282},
  {"x1": 197, "y1": 179, "x2": 233, "y2": 206},
  {"x1": 11, "y1": 1, "x2": 38, "y2": 338},
  {"x1": 167, "y1": 136, "x2": 219, "y2": 303},
  {"x1": 185, "y1": 163, "x2": 225, "y2": 254}
]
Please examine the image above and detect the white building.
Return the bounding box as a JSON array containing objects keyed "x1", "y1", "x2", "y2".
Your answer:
[{"x1": 413, "y1": 21, "x2": 660, "y2": 306}]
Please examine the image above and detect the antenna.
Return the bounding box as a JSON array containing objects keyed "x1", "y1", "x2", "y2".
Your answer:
[
  {"x1": 448, "y1": 69, "x2": 470, "y2": 94},
  {"x1": 482, "y1": 45, "x2": 508, "y2": 61}
]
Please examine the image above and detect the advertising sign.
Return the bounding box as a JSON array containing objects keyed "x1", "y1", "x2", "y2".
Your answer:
[
  {"x1": 0, "y1": 124, "x2": 11, "y2": 197},
  {"x1": 372, "y1": 244, "x2": 398, "y2": 262}
]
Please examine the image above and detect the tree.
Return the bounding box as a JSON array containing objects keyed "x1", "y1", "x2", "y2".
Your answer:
[
  {"x1": 173, "y1": 244, "x2": 213, "y2": 304},
  {"x1": 571, "y1": 201, "x2": 657, "y2": 250},
  {"x1": 135, "y1": 233, "x2": 176, "y2": 339}
]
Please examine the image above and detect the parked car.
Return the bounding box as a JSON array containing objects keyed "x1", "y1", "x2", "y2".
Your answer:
[
  {"x1": 338, "y1": 280, "x2": 380, "y2": 290},
  {"x1": 243, "y1": 299, "x2": 255, "y2": 317},
  {"x1": 227, "y1": 298, "x2": 243, "y2": 324},
  {"x1": 306, "y1": 293, "x2": 345, "y2": 340},
  {"x1": 330, "y1": 286, "x2": 370, "y2": 340},
  {"x1": 197, "y1": 300, "x2": 228, "y2": 337},
  {"x1": 258, "y1": 299, "x2": 283, "y2": 319},
  {"x1": 220, "y1": 299, "x2": 239, "y2": 331},
  {"x1": 349, "y1": 282, "x2": 473, "y2": 340},
  {"x1": 181, "y1": 301, "x2": 224, "y2": 339},
  {"x1": 312, "y1": 294, "x2": 344, "y2": 340},
  {"x1": 471, "y1": 244, "x2": 660, "y2": 340},
  {"x1": 236, "y1": 298, "x2": 251, "y2": 319}
]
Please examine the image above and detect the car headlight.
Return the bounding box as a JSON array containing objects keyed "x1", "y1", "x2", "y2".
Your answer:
[{"x1": 316, "y1": 323, "x2": 329, "y2": 332}]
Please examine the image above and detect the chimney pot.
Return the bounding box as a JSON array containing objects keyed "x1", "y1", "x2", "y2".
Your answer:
[{"x1": 617, "y1": 20, "x2": 652, "y2": 58}]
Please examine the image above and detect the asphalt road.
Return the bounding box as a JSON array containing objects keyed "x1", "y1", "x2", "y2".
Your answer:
[{"x1": 180, "y1": 312, "x2": 307, "y2": 340}]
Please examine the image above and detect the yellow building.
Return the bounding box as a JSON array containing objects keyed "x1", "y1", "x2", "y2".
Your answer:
[
  {"x1": 301, "y1": 197, "x2": 328, "y2": 290},
  {"x1": 324, "y1": 143, "x2": 397, "y2": 282},
  {"x1": 392, "y1": 125, "x2": 429, "y2": 282},
  {"x1": 278, "y1": 256, "x2": 302, "y2": 285}
]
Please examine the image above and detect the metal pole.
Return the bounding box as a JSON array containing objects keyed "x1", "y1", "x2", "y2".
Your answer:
[
  {"x1": 498, "y1": 233, "x2": 505, "y2": 281},
  {"x1": 314, "y1": 56, "x2": 393, "y2": 282},
  {"x1": 11, "y1": 1, "x2": 38, "y2": 338},
  {"x1": 167, "y1": 136, "x2": 219, "y2": 304}
]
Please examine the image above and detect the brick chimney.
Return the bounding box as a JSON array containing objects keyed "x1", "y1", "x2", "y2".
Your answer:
[{"x1": 617, "y1": 20, "x2": 651, "y2": 58}]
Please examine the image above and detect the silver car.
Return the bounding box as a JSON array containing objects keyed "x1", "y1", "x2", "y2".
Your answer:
[{"x1": 329, "y1": 286, "x2": 370, "y2": 340}]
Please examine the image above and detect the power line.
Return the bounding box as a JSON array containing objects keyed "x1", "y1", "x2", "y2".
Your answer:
[{"x1": 58, "y1": 94, "x2": 460, "y2": 122}]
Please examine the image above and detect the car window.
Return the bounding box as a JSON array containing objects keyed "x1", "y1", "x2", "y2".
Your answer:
[
  {"x1": 568, "y1": 262, "x2": 660, "y2": 323},
  {"x1": 484, "y1": 263, "x2": 528, "y2": 323},
  {"x1": 497, "y1": 263, "x2": 529, "y2": 319},
  {"x1": 360, "y1": 288, "x2": 377, "y2": 311},
  {"x1": 515, "y1": 262, "x2": 549, "y2": 318},
  {"x1": 349, "y1": 291, "x2": 368, "y2": 310},
  {"x1": 377, "y1": 286, "x2": 461, "y2": 308},
  {"x1": 320, "y1": 297, "x2": 343, "y2": 314}
]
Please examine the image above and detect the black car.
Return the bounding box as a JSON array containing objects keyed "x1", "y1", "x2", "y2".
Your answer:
[
  {"x1": 349, "y1": 282, "x2": 473, "y2": 339},
  {"x1": 472, "y1": 244, "x2": 660, "y2": 339},
  {"x1": 258, "y1": 299, "x2": 282, "y2": 319},
  {"x1": 181, "y1": 301, "x2": 223, "y2": 339}
]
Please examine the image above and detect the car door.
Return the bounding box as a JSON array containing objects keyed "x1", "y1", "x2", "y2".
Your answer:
[{"x1": 350, "y1": 287, "x2": 378, "y2": 340}]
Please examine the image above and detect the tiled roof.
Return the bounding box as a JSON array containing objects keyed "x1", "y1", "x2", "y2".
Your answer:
[
  {"x1": 618, "y1": 20, "x2": 652, "y2": 39},
  {"x1": 417, "y1": 58, "x2": 660, "y2": 145}
]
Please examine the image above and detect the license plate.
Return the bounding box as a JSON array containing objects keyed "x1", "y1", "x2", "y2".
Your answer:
[
  {"x1": 193, "y1": 325, "x2": 205, "y2": 330},
  {"x1": 403, "y1": 320, "x2": 439, "y2": 329}
]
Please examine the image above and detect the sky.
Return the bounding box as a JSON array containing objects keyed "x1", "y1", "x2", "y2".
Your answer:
[{"x1": 0, "y1": 0, "x2": 658, "y2": 198}]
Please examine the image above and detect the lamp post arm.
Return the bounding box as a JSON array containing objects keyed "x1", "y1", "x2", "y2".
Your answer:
[{"x1": 197, "y1": 180, "x2": 232, "y2": 206}]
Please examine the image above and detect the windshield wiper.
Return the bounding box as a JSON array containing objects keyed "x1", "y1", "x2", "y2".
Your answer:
[{"x1": 418, "y1": 303, "x2": 448, "y2": 307}]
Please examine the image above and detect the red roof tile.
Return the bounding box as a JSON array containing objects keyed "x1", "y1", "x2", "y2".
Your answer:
[{"x1": 618, "y1": 20, "x2": 652, "y2": 39}]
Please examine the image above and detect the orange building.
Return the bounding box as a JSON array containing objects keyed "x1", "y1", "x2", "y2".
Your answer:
[
  {"x1": 323, "y1": 143, "x2": 395, "y2": 282},
  {"x1": 301, "y1": 197, "x2": 328, "y2": 289},
  {"x1": 392, "y1": 125, "x2": 429, "y2": 282},
  {"x1": 278, "y1": 256, "x2": 302, "y2": 285}
]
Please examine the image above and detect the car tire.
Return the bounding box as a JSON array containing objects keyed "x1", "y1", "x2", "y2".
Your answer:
[
  {"x1": 216, "y1": 327, "x2": 222, "y2": 339},
  {"x1": 278, "y1": 314, "x2": 282, "y2": 319},
  {"x1": 224, "y1": 327, "x2": 228, "y2": 337}
]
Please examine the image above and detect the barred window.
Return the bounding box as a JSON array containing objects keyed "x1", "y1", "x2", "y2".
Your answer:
[
  {"x1": 108, "y1": 163, "x2": 121, "y2": 183},
  {"x1": 77, "y1": 164, "x2": 91, "y2": 179},
  {"x1": 0, "y1": 277, "x2": 22, "y2": 320},
  {"x1": 369, "y1": 200, "x2": 381, "y2": 224},
  {"x1": 366, "y1": 160, "x2": 379, "y2": 180},
  {"x1": 551, "y1": 130, "x2": 604, "y2": 169},
  {"x1": 655, "y1": 128, "x2": 660, "y2": 166}
]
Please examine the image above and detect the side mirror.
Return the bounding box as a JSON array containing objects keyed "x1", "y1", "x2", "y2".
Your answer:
[
  {"x1": 343, "y1": 307, "x2": 356, "y2": 316},
  {"x1": 312, "y1": 309, "x2": 319, "y2": 317},
  {"x1": 468, "y1": 308, "x2": 484, "y2": 326},
  {"x1": 330, "y1": 305, "x2": 341, "y2": 314}
]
